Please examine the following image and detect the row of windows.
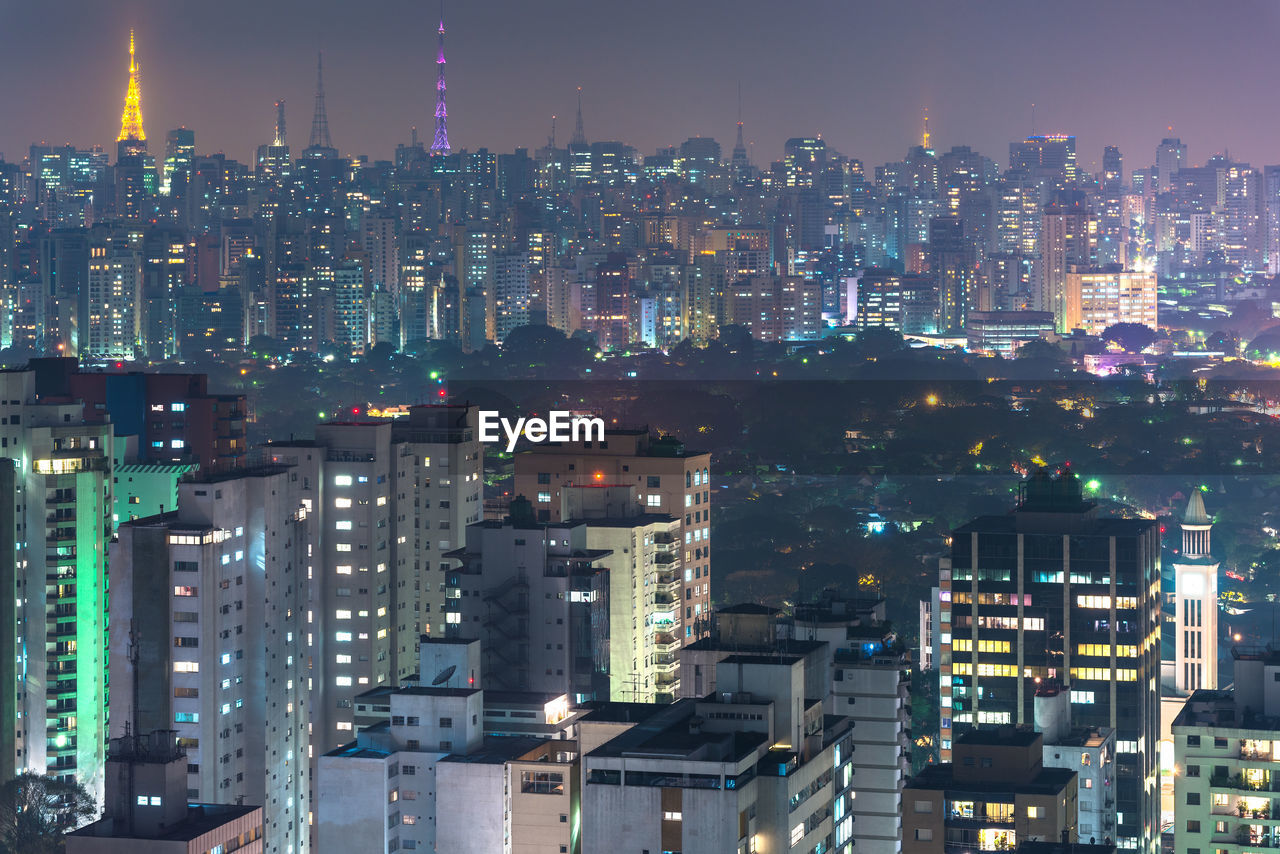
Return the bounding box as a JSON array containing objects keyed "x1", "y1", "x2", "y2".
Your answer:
[
  {"x1": 1076, "y1": 644, "x2": 1137, "y2": 658},
  {"x1": 1070, "y1": 667, "x2": 1137, "y2": 682},
  {"x1": 952, "y1": 639, "x2": 1010, "y2": 653}
]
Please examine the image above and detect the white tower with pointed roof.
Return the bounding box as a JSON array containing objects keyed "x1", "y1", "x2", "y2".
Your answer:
[{"x1": 1173, "y1": 490, "x2": 1218, "y2": 693}]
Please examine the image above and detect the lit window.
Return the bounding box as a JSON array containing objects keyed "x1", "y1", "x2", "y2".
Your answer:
[
  {"x1": 334, "y1": 475, "x2": 353, "y2": 486},
  {"x1": 335, "y1": 676, "x2": 352, "y2": 687},
  {"x1": 173, "y1": 661, "x2": 199, "y2": 673},
  {"x1": 171, "y1": 439, "x2": 185, "y2": 449},
  {"x1": 335, "y1": 632, "x2": 352, "y2": 642},
  {"x1": 334, "y1": 498, "x2": 352, "y2": 508},
  {"x1": 335, "y1": 521, "x2": 353, "y2": 530},
  {"x1": 336, "y1": 565, "x2": 353, "y2": 575},
  {"x1": 336, "y1": 610, "x2": 352, "y2": 620},
  {"x1": 663, "y1": 811, "x2": 682, "y2": 821},
  {"x1": 537, "y1": 492, "x2": 551, "y2": 504},
  {"x1": 336, "y1": 544, "x2": 352, "y2": 552},
  {"x1": 336, "y1": 654, "x2": 352, "y2": 664},
  {"x1": 171, "y1": 403, "x2": 186, "y2": 412}
]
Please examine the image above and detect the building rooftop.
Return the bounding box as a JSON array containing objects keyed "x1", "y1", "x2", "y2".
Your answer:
[
  {"x1": 70, "y1": 804, "x2": 260, "y2": 842},
  {"x1": 905, "y1": 763, "x2": 1076, "y2": 797},
  {"x1": 716, "y1": 603, "x2": 783, "y2": 616},
  {"x1": 323, "y1": 742, "x2": 393, "y2": 760},
  {"x1": 957, "y1": 727, "x2": 1043, "y2": 748},
  {"x1": 680, "y1": 638, "x2": 826, "y2": 657},
  {"x1": 438, "y1": 736, "x2": 546, "y2": 766},
  {"x1": 719, "y1": 653, "x2": 805, "y2": 666}
]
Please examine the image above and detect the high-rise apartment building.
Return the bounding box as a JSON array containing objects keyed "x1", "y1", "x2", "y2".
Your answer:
[
  {"x1": 110, "y1": 469, "x2": 310, "y2": 854},
  {"x1": 514, "y1": 430, "x2": 713, "y2": 638},
  {"x1": 266, "y1": 406, "x2": 482, "y2": 747},
  {"x1": 938, "y1": 467, "x2": 1161, "y2": 851},
  {"x1": 0, "y1": 368, "x2": 114, "y2": 804},
  {"x1": 387, "y1": 405, "x2": 483, "y2": 648},
  {"x1": 1173, "y1": 648, "x2": 1280, "y2": 854}
]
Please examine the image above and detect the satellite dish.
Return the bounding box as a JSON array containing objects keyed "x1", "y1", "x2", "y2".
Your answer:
[{"x1": 431, "y1": 665, "x2": 457, "y2": 687}]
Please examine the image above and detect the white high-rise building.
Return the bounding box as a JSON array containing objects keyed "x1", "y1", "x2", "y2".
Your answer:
[
  {"x1": 1173, "y1": 648, "x2": 1280, "y2": 854},
  {"x1": 110, "y1": 468, "x2": 311, "y2": 854}
]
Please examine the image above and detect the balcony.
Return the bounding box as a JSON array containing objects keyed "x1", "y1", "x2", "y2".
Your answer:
[
  {"x1": 654, "y1": 633, "x2": 680, "y2": 654},
  {"x1": 1212, "y1": 772, "x2": 1280, "y2": 793}
]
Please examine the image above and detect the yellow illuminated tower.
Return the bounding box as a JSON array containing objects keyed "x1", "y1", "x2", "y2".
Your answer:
[{"x1": 118, "y1": 29, "x2": 146, "y2": 157}]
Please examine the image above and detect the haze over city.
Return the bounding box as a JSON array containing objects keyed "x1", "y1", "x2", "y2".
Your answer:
[{"x1": 6, "y1": 0, "x2": 1280, "y2": 167}]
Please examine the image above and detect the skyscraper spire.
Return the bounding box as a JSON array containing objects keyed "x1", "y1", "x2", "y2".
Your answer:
[
  {"x1": 430, "y1": 4, "x2": 450, "y2": 155},
  {"x1": 118, "y1": 29, "x2": 146, "y2": 143},
  {"x1": 571, "y1": 87, "x2": 586, "y2": 147},
  {"x1": 309, "y1": 52, "x2": 333, "y2": 151},
  {"x1": 274, "y1": 100, "x2": 287, "y2": 147},
  {"x1": 921, "y1": 107, "x2": 931, "y2": 150}
]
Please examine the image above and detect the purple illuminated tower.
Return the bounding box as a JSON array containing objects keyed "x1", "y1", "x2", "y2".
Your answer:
[{"x1": 430, "y1": 6, "x2": 450, "y2": 155}]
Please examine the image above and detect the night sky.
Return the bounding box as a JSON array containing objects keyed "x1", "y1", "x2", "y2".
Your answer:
[{"x1": 5, "y1": 0, "x2": 1280, "y2": 174}]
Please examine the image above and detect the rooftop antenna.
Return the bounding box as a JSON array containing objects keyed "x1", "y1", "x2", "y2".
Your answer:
[
  {"x1": 1030, "y1": 102, "x2": 1037, "y2": 137},
  {"x1": 921, "y1": 107, "x2": 931, "y2": 150},
  {"x1": 411, "y1": 125, "x2": 419, "y2": 148},
  {"x1": 549, "y1": 115, "x2": 557, "y2": 150}
]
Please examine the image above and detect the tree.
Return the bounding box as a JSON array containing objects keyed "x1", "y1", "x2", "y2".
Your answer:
[
  {"x1": 1015, "y1": 339, "x2": 1066, "y2": 362},
  {"x1": 1101, "y1": 322, "x2": 1156, "y2": 353},
  {"x1": 0, "y1": 773, "x2": 97, "y2": 854}
]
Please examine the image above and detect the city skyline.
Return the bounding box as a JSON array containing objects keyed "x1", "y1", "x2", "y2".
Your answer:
[{"x1": 7, "y1": 0, "x2": 1280, "y2": 170}]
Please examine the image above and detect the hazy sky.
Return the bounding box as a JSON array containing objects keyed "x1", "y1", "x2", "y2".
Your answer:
[{"x1": 4, "y1": 0, "x2": 1280, "y2": 175}]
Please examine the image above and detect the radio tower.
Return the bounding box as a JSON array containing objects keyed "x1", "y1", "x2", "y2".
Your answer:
[
  {"x1": 430, "y1": 4, "x2": 451, "y2": 155},
  {"x1": 308, "y1": 52, "x2": 333, "y2": 151},
  {"x1": 118, "y1": 29, "x2": 146, "y2": 155},
  {"x1": 571, "y1": 87, "x2": 586, "y2": 146}
]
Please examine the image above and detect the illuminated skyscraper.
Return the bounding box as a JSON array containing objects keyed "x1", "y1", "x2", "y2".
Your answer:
[
  {"x1": 1009, "y1": 134, "x2": 1077, "y2": 189},
  {"x1": 929, "y1": 215, "x2": 973, "y2": 332},
  {"x1": 1154, "y1": 136, "x2": 1186, "y2": 194},
  {"x1": 938, "y1": 467, "x2": 1161, "y2": 852},
  {"x1": 160, "y1": 128, "x2": 194, "y2": 197},
  {"x1": 1037, "y1": 192, "x2": 1096, "y2": 330}
]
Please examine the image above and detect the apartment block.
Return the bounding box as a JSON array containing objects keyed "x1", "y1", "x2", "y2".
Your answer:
[
  {"x1": 514, "y1": 429, "x2": 713, "y2": 638},
  {"x1": 109, "y1": 468, "x2": 310, "y2": 854},
  {"x1": 903, "y1": 728, "x2": 1079, "y2": 853}
]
